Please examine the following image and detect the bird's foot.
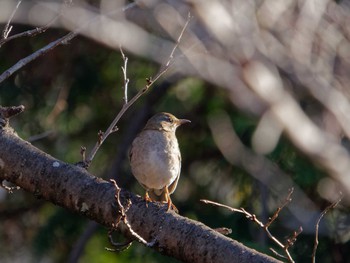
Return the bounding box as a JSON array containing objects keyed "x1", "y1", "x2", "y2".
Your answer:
[
  {"x1": 144, "y1": 192, "x2": 153, "y2": 207},
  {"x1": 164, "y1": 199, "x2": 178, "y2": 213}
]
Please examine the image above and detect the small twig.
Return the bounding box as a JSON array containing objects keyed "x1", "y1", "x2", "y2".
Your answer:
[
  {"x1": 164, "y1": 12, "x2": 191, "y2": 68},
  {"x1": 1, "y1": 180, "x2": 20, "y2": 193},
  {"x1": 201, "y1": 199, "x2": 247, "y2": 214},
  {"x1": 266, "y1": 188, "x2": 294, "y2": 228},
  {"x1": 106, "y1": 229, "x2": 133, "y2": 252},
  {"x1": 0, "y1": 17, "x2": 57, "y2": 48},
  {"x1": 270, "y1": 248, "x2": 287, "y2": 260},
  {"x1": 0, "y1": 105, "x2": 25, "y2": 119},
  {"x1": 2, "y1": 0, "x2": 22, "y2": 40},
  {"x1": 0, "y1": 105, "x2": 25, "y2": 128},
  {"x1": 0, "y1": 32, "x2": 77, "y2": 84},
  {"x1": 201, "y1": 188, "x2": 299, "y2": 263},
  {"x1": 0, "y1": 0, "x2": 69, "y2": 47},
  {"x1": 201, "y1": 199, "x2": 284, "y2": 248},
  {"x1": 286, "y1": 226, "x2": 303, "y2": 249},
  {"x1": 312, "y1": 195, "x2": 342, "y2": 263},
  {"x1": 97, "y1": 130, "x2": 104, "y2": 145},
  {"x1": 120, "y1": 46, "x2": 129, "y2": 104},
  {"x1": 110, "y1": 179, "x2": 153, "y2": 246},
  {"x1": 281, "y1": 226, "x2": 302, "y2": 262},
  {"x1": 0, "y1": 1, "x2": 141, "y2": 84},
  {"x1": 80, "y1": 147, "x2": 86, "y2": 162},
  {"x1": 0, "y1": 0, "x2": 83, "y2": 82},
  {"x1": 213, "y1": 227, "x2": 232, "y2": 235},
  {"x1": 85, "y1": 15, "x2": 191, "y2": 166}
]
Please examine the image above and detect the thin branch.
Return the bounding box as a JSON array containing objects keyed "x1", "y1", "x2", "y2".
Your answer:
[
  {"x1": 0, "y1": 18, "x2": 55, "y2": 48},
  {"x1": 266, "y1": 188, "x2": 294, "y2": 228},
  {"x1": 0, "y1": 0, "x2": 110, "y2": 83},
  {"x1": 269, "y1": 248, "x2": 287, "y2": 260},
  {"x1": 0, "y1": 32, "x2": 77, "y2": 84},
  {"x1": 0, "y1": 125, "x2": 286, "y2": 262},
  {"x1": 106, "y1": 229, "x2": 133, "y2": 252},
  {"x1": 312, "y1": 195, "x2": 342, "y2": 263},
  {"x1": 109, "y1": 179, "x2": 154, "y2": 246},
  {"x1": 80, "y1": 147, "x2": 86, "y2": 162},
  {"x1": 0, "y1": 0, "x2": 74, "y2": 83},
  {"x1": 0, "y1": 105, "x2": 25, "y2": 119},
  {"x1": 213, "y1": 227, "x2": 232, "y2": 235},
  {"x1": 0, "y1": 0, "x2": 70, "y2": 47},
  {"x1": 1, "y1": 0, "x2": 22, "y2": 40},
  {"x1": 201, "y1": 199, "x2": 248, "y2": 214},
  {"x1": 85, "y1": 14, "x2": 191, "y2": 166},
  {"x1": 282, "y1": 227, "x2": 302, "y2": 262},
  {"x1": 0, "y1": 0, "x2": 157, "y2": 84},
  {"x1": 0, "y1": 180, "x2": 20, "y2": 193},
  {"x1": 164, "y1": 12, "x2": 192, "y2": 68},
  {"x1": 201, "y1": 188, "x2": 299, "y2": 263},
  {"x1": 120, "y1": 46, "x2": 129, "y2": 104},
  {"x1": 201, "y1": 199, "x2": 283, "y2": 247}
]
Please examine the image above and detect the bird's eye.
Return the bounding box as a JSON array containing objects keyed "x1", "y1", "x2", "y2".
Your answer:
[{"x1": 168, "y1": 117, "x2": 173, "y2": 123}]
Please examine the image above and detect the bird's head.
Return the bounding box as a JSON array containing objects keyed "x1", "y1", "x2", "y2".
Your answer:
[{"x1": 144, "y1": 112, "x2": 190, "y2": 132}]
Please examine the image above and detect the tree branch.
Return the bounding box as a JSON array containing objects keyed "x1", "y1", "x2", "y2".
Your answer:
[
  {"x1": 312, "y1": 196, "x2": 342, "y2": 263},
  {"x1": 0, "y1": 31, "x2": 77, "y2": 84},
  {"x1": 1, "y1": 0, "x2": 22, "y2": 40},
  {"x1": 202, "y1": 189, "x2": 301, "y2": 263},
  {"x1": 0, "y1": 119, "x2": 281, "y2": 263}
]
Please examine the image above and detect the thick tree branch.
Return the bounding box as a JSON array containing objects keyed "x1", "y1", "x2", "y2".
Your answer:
[{"x1": 0, "y1": 124, "x2": 281, "y2": 263}]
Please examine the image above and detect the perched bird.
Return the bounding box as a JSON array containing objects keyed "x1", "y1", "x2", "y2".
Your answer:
[{"x1": 129, "y1": 112, "x2": 190, "y2": 211}]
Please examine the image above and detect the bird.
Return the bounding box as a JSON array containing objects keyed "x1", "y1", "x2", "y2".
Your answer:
[{"x1": 129, "y1": 112, "x2": 190, "y2": 212}]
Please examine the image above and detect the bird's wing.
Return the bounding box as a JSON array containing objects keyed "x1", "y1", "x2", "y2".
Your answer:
[{"x1": 168, "y1": 153, "x2": 181, "y2": 195}]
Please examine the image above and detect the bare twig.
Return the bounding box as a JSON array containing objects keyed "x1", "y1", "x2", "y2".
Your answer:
[
  {"x1": 269, "y1": 248, "x2": 287, "y2": 260},
  {"x1": 120, "y1": 46, "x2": 129, "y2": 104},
  {"x1": 0, "y1": 105, "x2": 25, "y2": 128},
  {"x1": 0, "y1": 105, "x2": 25, "y2": 119},
  {"x1": 0, "y1": 18, "x2": 56, "y2": 48},
  {"x1": 286, "y1": 227, "x2": 303, "y2": 249},
  {"x1": 1, "y1": 180, "x2": 20, "y2": 193},
  {"x1": 201, "y1": 188, "x2": 299, "y2": 263},
  {"x1": 1, "y1": 0, "x2": 22, "y2": 40},
  {"x1": 312, "y1": 195, "x2": 342, "y2": 263},
  {"x1": 0, "y1": 0, "x2": 70, "y2": 47},
  {"x1": 85, "y1": 14, "x2": 191, "y2": 166},
  {"x1": 164, "y1": 12, "x2": 191, "y2": 68},
  {"x1": 266, "y1": 188, "x2": 294, "y2": 228},
  {"x1": 80, "y1": 147, "x2": 86, "y2": 162},
  {"x1": 201, "y1": 199, "x2": 246, "y2": 214},
  {"x1": 109, "y1": 179, "x2": 155, "y2": 246},
  {"x1": 106, "y1": 229, "x2": 133, "y2": 252},
  {"x1": 97, "y1": 130, "x2": 104, "y2": 145},
  {"x1": 282, "y1": 227, "x2": 302, "y2": 262},
  {"x1": 0, "y1": 0, "x2": 108, "y2": 83},
  {"x1": 0, "y1": 32, "x2": 77, "y2": 84},
  {"x1": 213, "y1": 227, "x2": 232, "y2": 235}
]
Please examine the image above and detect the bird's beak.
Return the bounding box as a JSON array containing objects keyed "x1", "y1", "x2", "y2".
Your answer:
[{"x1": 177, "y1": 119, "x2": 191, "y2": 126}]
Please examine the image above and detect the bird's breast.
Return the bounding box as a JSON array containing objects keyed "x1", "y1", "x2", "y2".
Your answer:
[{"x1": 130, "y1": 130, "x2": 181, "y2": 190}]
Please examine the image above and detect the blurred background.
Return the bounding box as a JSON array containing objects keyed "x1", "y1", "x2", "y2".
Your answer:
[{"x1": 0, "y1": 0, "x2": 350, "y2": 262}]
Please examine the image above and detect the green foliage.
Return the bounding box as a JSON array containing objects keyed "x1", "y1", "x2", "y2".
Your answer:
[
  {"x1": 81, "y1": 231, "x2": 180, "y2": 263},
  {"x1": 269, "y1": 138, "x2": 326, "y2": 190},
  {"x1": 33, "y1": 207, "x2": 85, "y2": 261}
]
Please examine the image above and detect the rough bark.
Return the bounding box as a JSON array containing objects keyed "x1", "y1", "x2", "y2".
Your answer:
[{"x1": 0, "y1": 120, "x2": 281, "y2": 263}]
